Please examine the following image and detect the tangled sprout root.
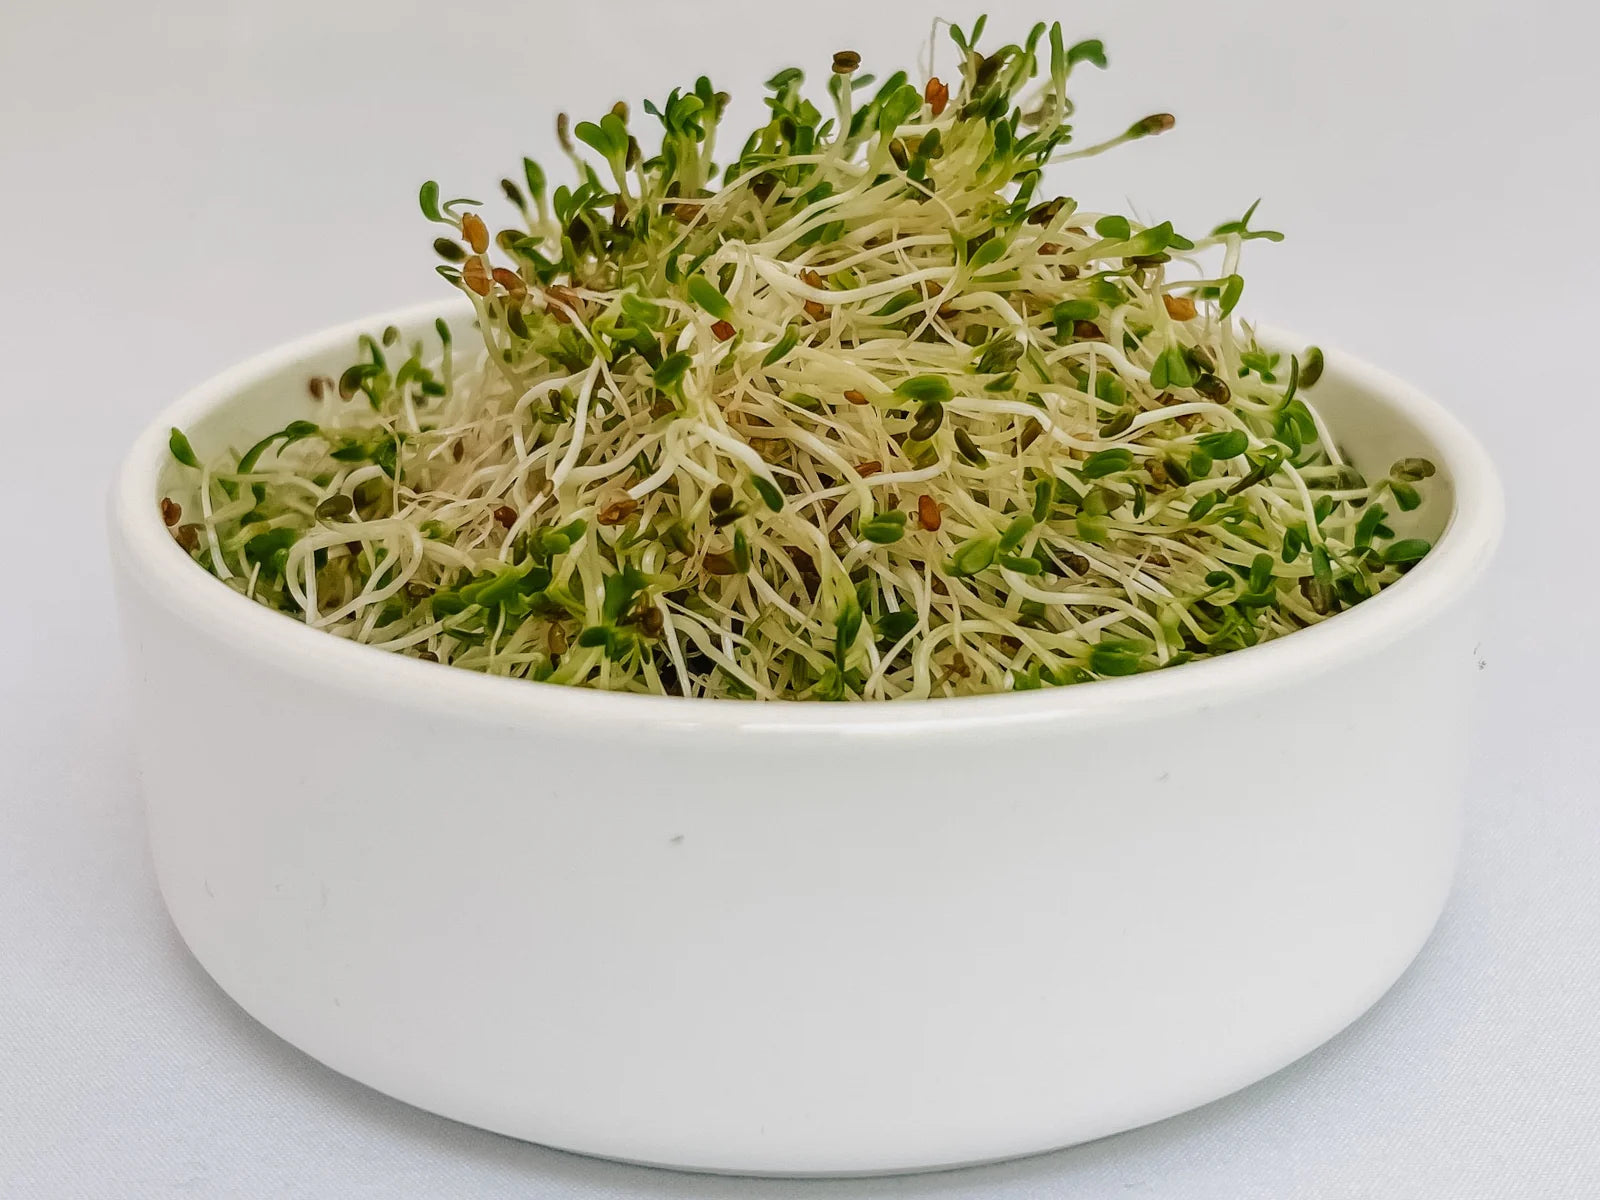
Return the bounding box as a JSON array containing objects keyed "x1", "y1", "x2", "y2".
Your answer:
[{"x1": 167, "y1": 16, "x2": 1434, "y2": 700}]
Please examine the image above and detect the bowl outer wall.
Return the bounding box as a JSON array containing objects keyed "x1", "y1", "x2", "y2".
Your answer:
[{"x1": 108, "y1": 298, "x2": 1503, "y2": 1174}]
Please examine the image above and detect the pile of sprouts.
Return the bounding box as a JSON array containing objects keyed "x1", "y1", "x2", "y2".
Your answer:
[{"x1": 165, "y1": 16, "x2": 1436, "y2": 700}]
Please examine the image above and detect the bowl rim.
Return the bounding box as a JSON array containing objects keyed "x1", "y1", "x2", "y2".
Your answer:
[{"x1": 109, "y1": 296, "x2": 1504, "y2": 736}]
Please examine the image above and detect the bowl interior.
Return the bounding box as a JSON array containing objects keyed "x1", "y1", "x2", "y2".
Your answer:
[{"x1": 118, "y1": 297, "x2": 1501, "y2": 730}]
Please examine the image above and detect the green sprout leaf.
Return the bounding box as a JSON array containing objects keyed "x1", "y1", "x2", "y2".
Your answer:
[
  {"x1": 654, "y1": 352, "x2": 691, "y2": 391},
  {"x1": 418, "y1": 180, "x2": 445, "y2": 223},
  {"x1": 752, "y1": 476, "x2": 785, "y2": 512},
  {"x1": 762, "y1": 326, "x2": 800, "y2": 366},
  {"x1": 1355, "y1": 504, "x2": 1389, "y2": 548},
  {"x1": 894, "y1": 375, "x2": 953, "y2": 405},
  {"x1": 877, "y1": 609, "x2": 919, "y2": 642},
  {"x1": 1122, "y1": 221, "x2": 1177, "y2": 257},
  {"x1": 1219, "y1": 274, "x2": 1244, "y2": 317},
  {"x1": 954, "y1": 427, "x2": 988, "y2": 466},
  {"x1": 998, "y1": 513, "x2": 1035, "y2": 552},
  {"x1": 1052, "y1": 300, "x2": 1099, "y2": 335},
  {"x1": 834, "y1": 597, "x2": 863, "y2": 663},
  {"x1": 1149, "y1": 346, "x2": 1198, "y2": 390},
  {"x1": 1094, "y1": 214, "x2": 1132, "y2": 241},
  {"x1": 687, "y1": 274, "x2": 735, "y2": 322},
  {"x1": 1392, "y1": 457, "x2": 1437, "y2": 481},
  {"x1": 1248, "y1": 553, "x2": 1274, "y2": 593},
  {"x1": 861, "y1": 513, "x2": 907, "y2": 544},
  {"x1": 1066, "y1": 38, "x2": 1107, "y2": 69},
  {"x1": 574, "y1": 119, "x2": 621, "y2": 161},
  {"x1": 1300, "y1": 345, "x2": 1325, "y2": 388},
  {"x1": 1382, "y1": 538, "x2": 1431, "y2": 565},
  {"x1": 1390, "y1": 481, "x2": 1422, "y2": 511},
  {"x1": 946, "y1": 536, "x2": 998, "y2": 577},
  {"x1": 1089, "y1": 640, "x2": 1145, "y2": 676},
  {"x1": 1196, "y1": 430, "x2": 1248, "y2": 459},
  {"x1": 1211, "y1": 199, "x2": 1284, "y2": 242},
  {"x1": 1032, "y1": 477, "x2": 1054, "y2": 522},
  {"x1": 969, "y1": 236, "x2": 1009, "y2": 273},
  {"x1": 168, "y1": 428, "x2": 200, "y2": 469},
  {"x1": 1082, "y1": 448, "x2": 1135, "y2": 478}
]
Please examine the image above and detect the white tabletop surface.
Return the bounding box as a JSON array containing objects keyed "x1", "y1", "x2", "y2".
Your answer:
[{"x1": 3, "y1": 1, "x2": 1597, "y2": 1195}]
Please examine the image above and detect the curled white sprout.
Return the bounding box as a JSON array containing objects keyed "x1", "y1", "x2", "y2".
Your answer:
[{"x1": 163, "y1": 17, "x2": 1435, "y2": 699}]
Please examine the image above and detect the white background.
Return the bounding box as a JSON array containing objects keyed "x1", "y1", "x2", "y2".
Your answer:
[{"x1": 3, "y1": 1, "x2": 1597, "y2": 1195}]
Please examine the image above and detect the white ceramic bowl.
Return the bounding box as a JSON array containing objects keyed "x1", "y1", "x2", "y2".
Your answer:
[{"x1": 109, "y1": 298, "x2": 1502, "y2": 1176}]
